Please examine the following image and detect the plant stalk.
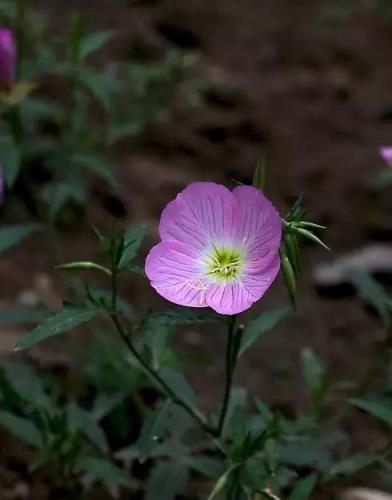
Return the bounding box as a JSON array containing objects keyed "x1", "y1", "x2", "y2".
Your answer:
[{"x1": 217, "y1": 315, "x2": 238, "y2": 435}]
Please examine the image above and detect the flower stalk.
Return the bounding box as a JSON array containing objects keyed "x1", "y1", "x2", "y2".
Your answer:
[{"x1": 217, "y1": 315, "x2": 240, "y2": 435}]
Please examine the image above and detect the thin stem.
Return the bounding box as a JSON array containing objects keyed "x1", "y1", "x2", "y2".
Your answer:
[
  {"x1": 217, "y1": 315, "x2": 238, "y2": 435},
  {"x1": 8, "y1": 106, "x2": 22, "y2": 145}
]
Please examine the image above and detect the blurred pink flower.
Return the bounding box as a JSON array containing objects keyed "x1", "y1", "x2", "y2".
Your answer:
[
  {"x1": 145, "y1": 182, "x2": 282, "y2": 315},
  {"x1": 380, "y1": 146, "x2": 392, "y2": 167},
  {"x1": 0, "y1": 28, "x2": 16, "y2": 88}
]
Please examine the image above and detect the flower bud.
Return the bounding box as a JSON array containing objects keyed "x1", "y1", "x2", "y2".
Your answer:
[{"x1": 0, "y1": 28, "x2": 16, "y2": 88}]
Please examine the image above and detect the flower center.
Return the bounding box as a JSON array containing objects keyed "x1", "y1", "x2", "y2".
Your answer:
[{"x1": 206, "y1": 245, "x2": 243, "y2": 281}]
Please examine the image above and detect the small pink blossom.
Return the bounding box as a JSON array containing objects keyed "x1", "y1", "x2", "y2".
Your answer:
[
  {"x1": 0, "y1": 28, "x2": 16, "y2": 88},
  {"x1": 380, "y1": 146, "x2": 392, "y2": 167},
  {"x1": 145, "y1": 182, "x2": 282, "y2": 315}
]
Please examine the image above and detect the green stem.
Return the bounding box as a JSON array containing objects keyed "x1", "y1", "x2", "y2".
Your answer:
[
  {"x1": 217, "y1": 315, "x2": 238, "y2": 435},
  {"x1": 8, "y1": 106, "x2": 22, "y2": 145}
]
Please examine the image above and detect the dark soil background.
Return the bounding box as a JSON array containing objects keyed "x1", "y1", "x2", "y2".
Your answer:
[{"x1": 1, "y1": 0, "x2": 392, "y2": 498}]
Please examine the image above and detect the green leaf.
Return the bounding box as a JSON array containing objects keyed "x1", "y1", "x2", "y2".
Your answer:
[
  {"x1": 265, "y1": 438, "x2": 279, "y2": 474},
  {"x1": 185, "y1": 456, "x2": 223, "y2": 479},
  {"x1": 288, "y1": 474, "x2": 317, "y2": 500},
  {"x1": 79, "y1": 31, "x2": 114, "y2": 59},
  {"x1": 239, "y1": 307, "x2": 289, "y2": 356},
  {"x1": 77, "y1": 456, "x2": 134, "y2": 498},
  {"x1": 91, "y1": 393, "x2": 125, "y2": 421},
  {"x1": 349, "y1": 398, "x2": 392, "y2": 426},
  {"x1": 73, "y1": 153, "x2": 118, "y2": 189},
  {"x1": 56, "y1": 261, "x2": 112, "y2": 276},
  {"x1": 20, "y1": 97, "x2": 64, "y2": 123},
  {"x1": 145, "y1": 460, "x2": 189, "y2": 500},
  {"x1": 328, "y1": 453, "x2": 378, "y2": 478},
  {"x1": 282, "y1": 442, "x2": 331, "y2": 472},
  {"x1": 207, "y1": 466, "x2": 237, "y2": 500},
  {"x1": 295, "y1": 228, "x2": 330, "y2": 251},
  {"x1": 108, "y1": 120, "x2": 143, "y2": 144},
  {"x1": 144, "y1": 324, "x2": 172, "y2": 371},
  {"x1": 0, "y1": 224, "x2": 42, "y2": 254},
  {"x1": 15, "y1": 305, "x2": 99, "y2": 351},
  {"x1": 137, "y1": 402, "x2": 171, "y2": 461},
  {"x1": 0, "y1": 410, "x2": 42, "y2": 448},
  {"x1": 253, "y1": 157, "x2": 267, "y2": 192},
  {"x1": 118, "y1": 223, "x2": 147, "y2": 269},
  {"x1": 254, "y1": 398, "x2": 273, "y2": 423},
  {"x1": 159, "y1": 368, "x2": 197, "y2": 408},
  {"x1": 42, "y1": 181, "x2": 86, "y2": 220},
  {"x1": 67, "y1": 402, "x2": 109, "y2": 452},
  {"x1": 78, "y1": 69, "x2": 113, "y2": 111},
  {"x1": 346, "y1": 270, "x2": 391, "y2": 325},
  {"x1": 301, "y1": 348, "x2": 325, "y2": 404},
  {"x1": 0, "y1": 138, "x2": 21, "y2": 187},
  {"x1": 3, "y1": 362, "x2": 52, "y2": 409}
]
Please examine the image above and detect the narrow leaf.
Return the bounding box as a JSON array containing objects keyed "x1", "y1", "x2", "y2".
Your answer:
[
  {"x1": 56, "y1": 261, "x2": 112, "y2": 276},
  {"x1": 67, "y1": 402, "x2": 109, "y2": 452},
  {"x1": 239, "y1": 307, "x2": 289, "y2": 356},
  {"x1": 328, "y1": 453, "x2": 378, "y2": 478},
  {"x1": 288, "y1": 474, "x2": 317, "y2": 500},
  {"x1": 80, "y1": 31, "x2": 114, "y2": 59},
  {"x1": 0, "y1": 224, "x2": 41, "y2": 254},
  {"x1": 301, "y1": 348, "x2": 325, "y2": 399},
  {"x1": 0, "y1": 139, "x2": 21, "y2": 187},
  {"x1": 137, "y1": 402, "x2": 171, "y2": 460},
  {"x1": 207, "y1": 466, "x2": 237, "y2": 500},
  {"x1": 295, "y1": 228, "x2": 330, "y2": 251},
  {"x1": 118, "y1": 223, "x2": 147, "y2": 269},
  {"x1": 145, "y1": 460, "x2": 189, "y2": 500},
  {"x1": 3, "y1": 362, "x2": 52, "y2": 409},
  {"x1": 349, "y1": 398, "x2": 392, "y2": 426},
  {"x1": 253, "y1": 157, "x2": 267, "y2": 192},
  {"x1": 159, "y1": 368, "x2": 197, "y2": 408},
  {"x1": 15, "y1": 305, "x2": 99, "y2": 351},
  {"x1": 0, "y1": 410, "x2": 42, "y2": 447}
]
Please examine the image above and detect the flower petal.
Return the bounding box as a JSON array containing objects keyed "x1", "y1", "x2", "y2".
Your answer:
[
  {"x1": 232, "y1": 185, "x2": 282, "y2": 269},
  {"x1": 159, "y1": 182, "x2": 237, "y2": 251},
  {"x1": 205, "y1": 281, "x2": 256, "y2": 315},
  {"x1": 145, "y1": 239, "x2": 206, "y2": 308},
  {"x1": 204, "y1": 256, "x2": 280, "y2": 315},
  {"x1": 241, "y1": 255, "x2": 281, "y2": 300}
]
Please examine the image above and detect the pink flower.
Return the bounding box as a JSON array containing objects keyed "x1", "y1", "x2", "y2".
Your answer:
[
  {"x1": 145, "y1": 182, "x2": 282, "y2": 315},
  {"x1": 380, "y1": 146, "x2": 392, "y2": 167},
  {"x1": 0, "y1": 28, "x2": 16, "y2": 88}
]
